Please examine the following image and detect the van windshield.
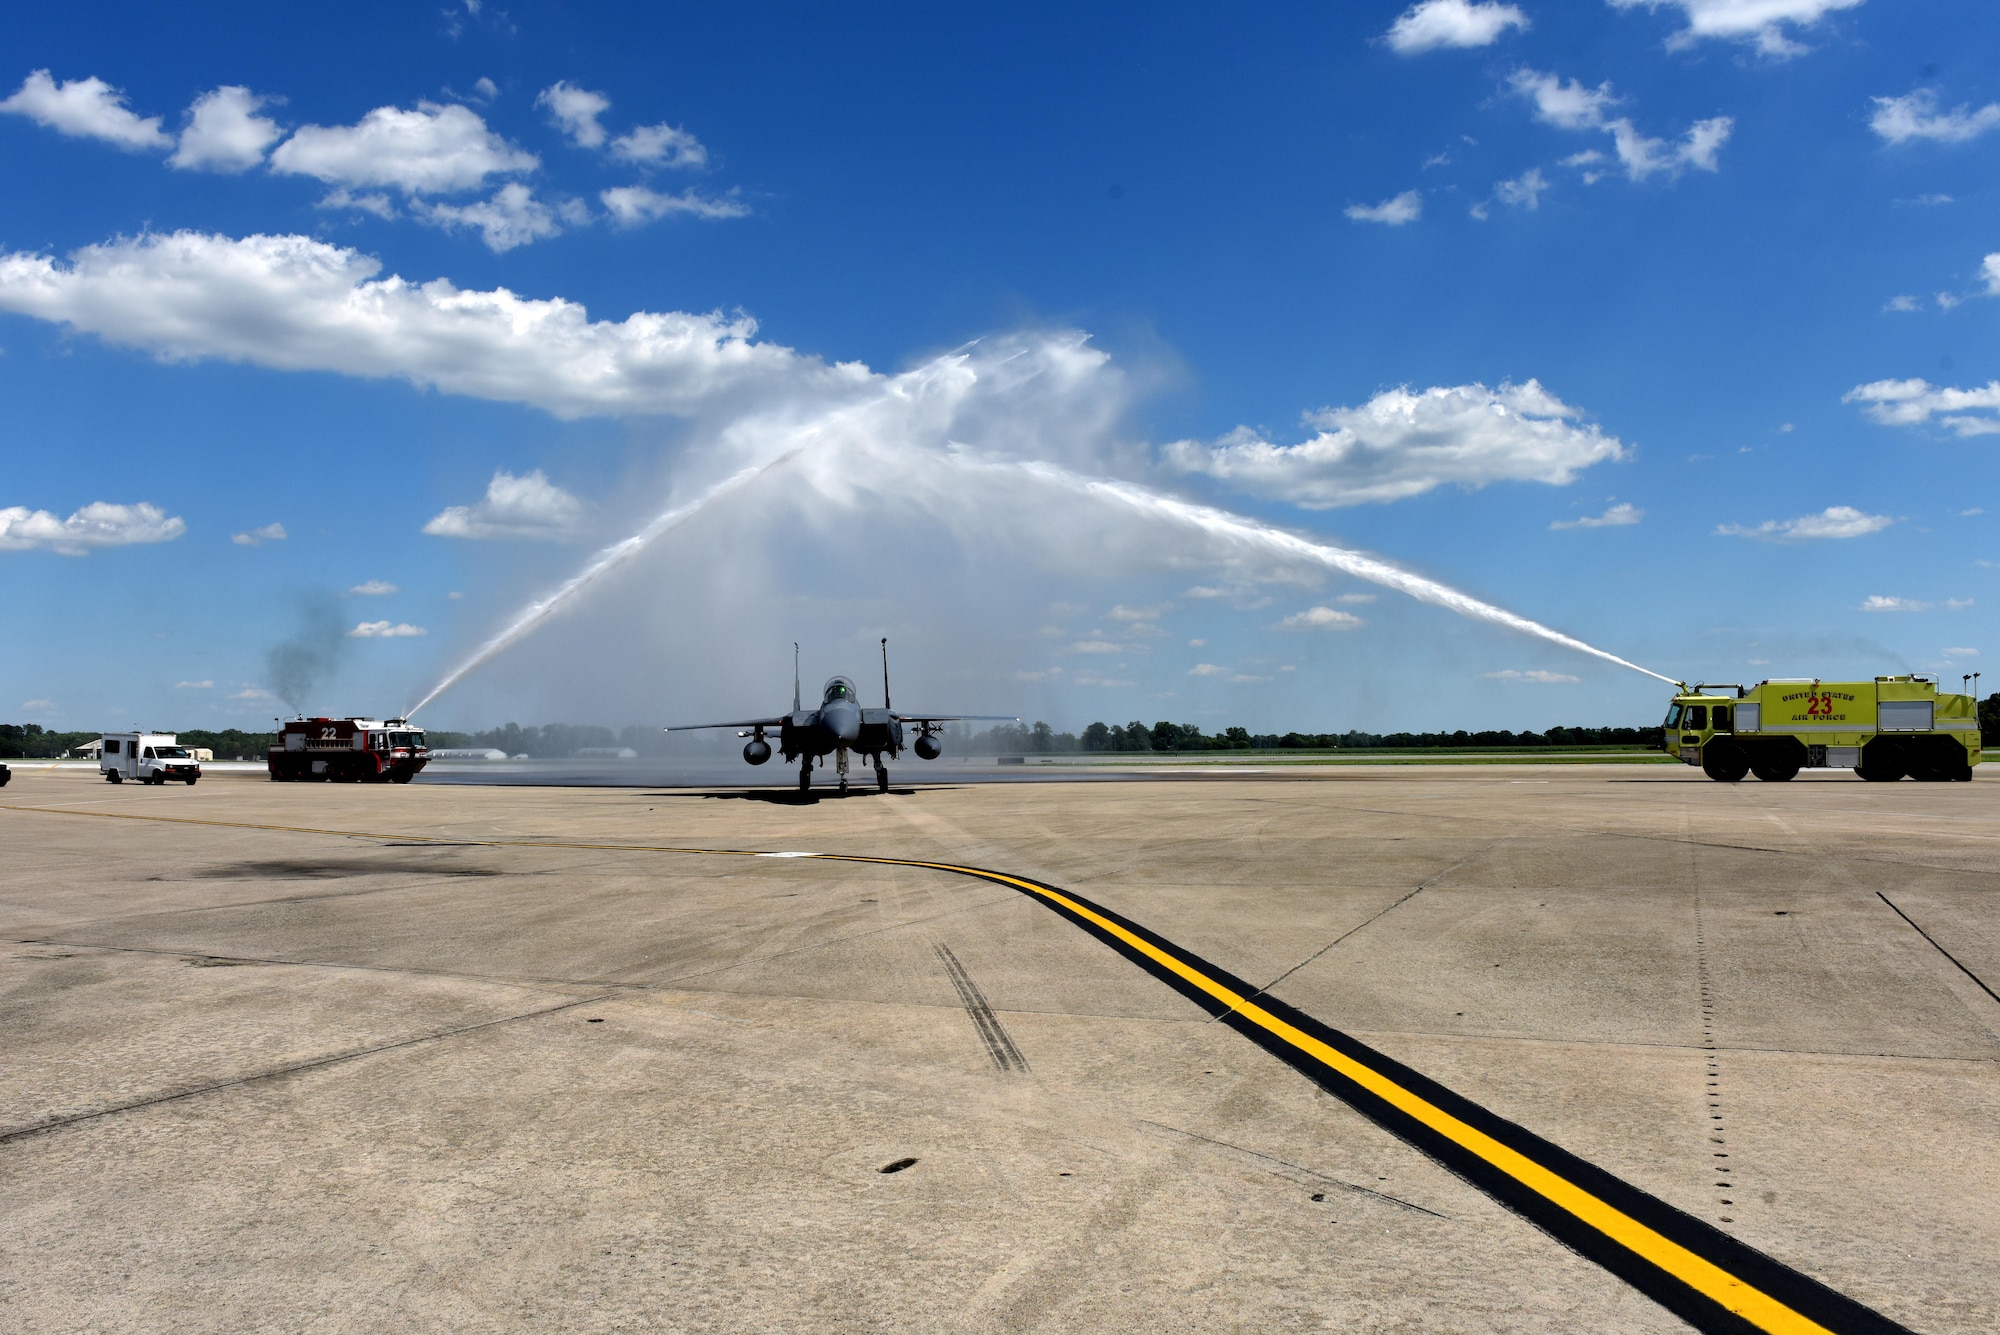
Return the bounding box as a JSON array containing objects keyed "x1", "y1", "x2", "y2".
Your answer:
[{"x1": 154, "y1": 746, "x2": 190, "y2": 759}]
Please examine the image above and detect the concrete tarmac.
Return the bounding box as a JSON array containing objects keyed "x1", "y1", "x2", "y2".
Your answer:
[{"x1": 1, "y1": 764, "x2": 1994, "y2": 1333}]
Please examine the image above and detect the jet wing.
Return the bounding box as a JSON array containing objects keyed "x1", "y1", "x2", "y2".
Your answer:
[
  {"x1": 890, "y1": 713, "x2": 1021, "y2": 723},
  {"x1": 665, "y1": 718, "x2": 789, "y2": 732}
]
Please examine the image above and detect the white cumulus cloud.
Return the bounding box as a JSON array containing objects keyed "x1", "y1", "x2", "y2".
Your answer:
[
  {"x1": 1844, "y1": 378, "x2": 2000, "y2": 437},
  {"x1": 1345, "y1": 190, "x2": 1422, "y2": 225},
  {"x1": 535, "y1": 83, "x2": 709, "y2": 168},
  {"x1": 612, "y1": 123, "x2": 708, "y2": 168},
  {"x1": 0, "y1": 501, "x2": 186, "y2": 555},
  {"x1": 416, "y1": 183, "x2": 571, "y2": 252},
  {"x1": 348, "y1": 621, "x2": 427, "y2": 638},
  {"x1": 0, "y1": 231, "x2": 854, "y2": 420},
  {"x1": 1494, "y1": 167, "x2": 1548, "y2": 210},
  {"x1": 1859, "y1": 595, "x2": 1930, "y2": 612},
  {"x1": 1870, "y1": 89, "x2": 2000, "y2": 145},
  {"x1": 1188, "y1": 662, "x2": 1229, "y2": 676},
  {"x1": 1551, "y1": 501, "x2": 1642, "y2": 529},
  {"x1": 1279, "y1": 606, "x2": 1366, "y2": 631},
  {"x1": 176, "y1": 680, "x2": 213, "y2": 689},
  {"x1": 170, "y1": 86, "x2": 283, "y2": 172},
  {"x1": 1610, "y1": 116, "x2": 1733, "y2": 179},
  {"x1": 600, "y1": 185, "x2": 748, "y2": 226},
  {"x1": 1481, "y1": 668, "x2": 1579, "y2": 682},
  {"x1": 1717, "y1": 506, "x2": 1892, "y2": 541},
  {"x1": 270, "y1": 101, "x2": 537, "y2": 194},
  {"x1": 536, "y1": 81, "x2": 611, "y2": 148},
  {"x1": 1510, "y1": 70, "x2": 1732, "y2": 180},
  {"x1": 1511, "y1": 70, "x2": 1618, "y2": 130},
  {"x1": 423, "y1": 469, "x2": 585, "y2": 539},
  {"x1": 1163, "y1": 380, "x2": 1624, "y2": 508},
  {"x1": 231, "y1": 521, "x2": 287, "y2": 546},
  {"x1": 1385, "y1": 0, "x2": 1528, "y2": 54},
  {"x1": 348, "y1": 580, "x2": 398, "y2": 595},
  {"x1": 0, "y1": 70, "x2": 169, "y2": 151},
  {"x1": 1607, "y1": 0, "x2": 1863, "y2": 57}
]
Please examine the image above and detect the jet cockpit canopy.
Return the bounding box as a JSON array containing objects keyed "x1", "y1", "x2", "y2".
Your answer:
[{"x1": 822, "y1": 675, "x2": 859, "y2": 704}]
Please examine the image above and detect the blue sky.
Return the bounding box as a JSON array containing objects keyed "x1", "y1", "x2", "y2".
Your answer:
[{"x1": 3, "y1": 0, "x2": 1998, "y2": 735}]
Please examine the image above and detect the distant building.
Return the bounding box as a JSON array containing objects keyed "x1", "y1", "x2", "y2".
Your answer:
[{"x1": 575, "y1": 747, "x2": 639, "y2": 759}]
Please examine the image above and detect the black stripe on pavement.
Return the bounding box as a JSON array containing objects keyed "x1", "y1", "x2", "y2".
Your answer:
[{"x1": 831, "y1": 855, "x2": 1911, "y2": 1335}]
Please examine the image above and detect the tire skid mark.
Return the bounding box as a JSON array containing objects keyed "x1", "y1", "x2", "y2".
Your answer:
[{"x1": 934, "y1": 942, "x2": 1029, "y2": 1073}]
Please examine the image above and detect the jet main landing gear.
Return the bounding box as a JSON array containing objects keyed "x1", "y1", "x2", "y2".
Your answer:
[
  {"x1": 873, "y1": 756, "x2": 889, "y2": 794},
  {"x1": 798, "y1": 756, "x2": 812, "y2": 792}
]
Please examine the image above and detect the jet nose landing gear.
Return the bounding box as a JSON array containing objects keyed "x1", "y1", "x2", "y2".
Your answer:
[{"x1": 873, "y1": 756, "x2": 889, "y2": 793}]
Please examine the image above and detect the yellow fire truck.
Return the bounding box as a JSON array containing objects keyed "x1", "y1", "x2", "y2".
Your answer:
[{"x1": 1665, "y1": 677, "x2": 1980, "y2": 782}]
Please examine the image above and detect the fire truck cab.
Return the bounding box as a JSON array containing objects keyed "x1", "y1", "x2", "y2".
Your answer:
[{"x1": 268, "y1": 717, "x2": 430, "y2": 783}]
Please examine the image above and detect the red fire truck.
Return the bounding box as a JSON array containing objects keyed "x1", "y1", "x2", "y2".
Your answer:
[{"x1": 268, "y1": 717, "x2": 430, "y2": 783}]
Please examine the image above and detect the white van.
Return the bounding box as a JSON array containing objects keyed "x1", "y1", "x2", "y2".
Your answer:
[{"x1": 100, "y1": 733, "x2": 201, "y2": 786}]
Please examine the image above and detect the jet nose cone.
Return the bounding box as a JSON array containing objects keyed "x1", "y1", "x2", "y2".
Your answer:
[{"x1": 823, "y1": 699, "x2": 862, "y2": 743}]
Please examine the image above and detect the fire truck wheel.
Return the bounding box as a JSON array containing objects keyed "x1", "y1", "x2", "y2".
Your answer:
[
  {"x1": 1751, "y1": 760, "x2": 1798, "y2": 782},
  {"x1": 1856, "y1": 742, "x2": 1906, "y2": 781},
  {"x1": 1700, "y1": 743, "x2": 1749, "y2": 783},
  {"x1": 392, "y1": 773, "x2": 413, "y2": 784}
]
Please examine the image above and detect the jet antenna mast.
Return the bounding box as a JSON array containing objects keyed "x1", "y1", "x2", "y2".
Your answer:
[{"x1": 881, "y1": 637, "x2": 892, "y2": 710}]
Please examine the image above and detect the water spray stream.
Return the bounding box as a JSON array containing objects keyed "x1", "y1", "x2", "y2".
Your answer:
[
  {"x1": 1001, "y1": 459, "x2": 1678, "y2": 685},
  {"x1": 405, "y1": 451, "x2": 801, "y2": 718}
]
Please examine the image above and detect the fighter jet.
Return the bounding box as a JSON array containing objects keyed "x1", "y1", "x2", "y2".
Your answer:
[{"x1": 668, "y1": 640, "x2": 1018, "y2": 794}]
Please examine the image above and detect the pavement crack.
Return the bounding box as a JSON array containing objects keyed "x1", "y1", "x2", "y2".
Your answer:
[
  {"x1": 1876, "y1": 892, "x2": 2000, "y2": 1008},
  {"x1": 1138, "y1": 1119, "x2": 1448, "y2": 1217},
  {"x1": 1209, "y1": 841, "x2": 1499, "y2": 1024},
  {"x1": 0, "y1": 994, "x2": 612, "y2": 1147}
]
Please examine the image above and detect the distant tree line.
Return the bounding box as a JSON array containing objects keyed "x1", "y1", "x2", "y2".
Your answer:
[
  {"x1": 14, "y1": 695, "x2": 2000, "y2": 760},
  {"x1": 961, "y1": 720, "x2": 1672, "y2": 754},
  {"x1": 0, "y1": 724, "x2": 277, "y2": 758}
]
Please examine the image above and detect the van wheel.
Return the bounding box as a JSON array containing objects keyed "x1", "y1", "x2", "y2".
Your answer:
[
  {"x1": 1701, "y1": 743, "x2": 1749, "y2": 783},
  {"x1": 107, "y1": 771, "x2": 122, "y2": 784},
  {"x1": 185, "y1": 776, "x2": 198, "y2": 786}
]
